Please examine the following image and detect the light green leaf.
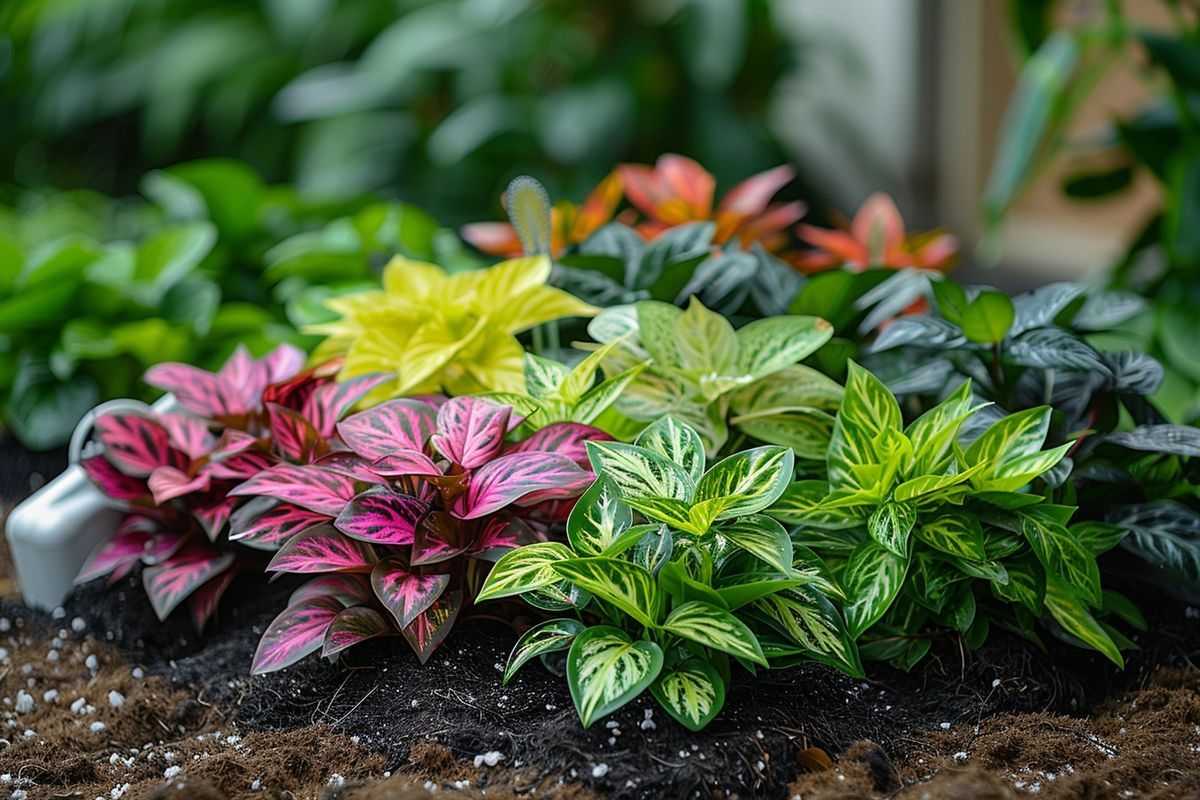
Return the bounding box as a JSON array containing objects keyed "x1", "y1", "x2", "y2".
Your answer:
[
  {"x1": 990, "y1": 558, "x2": 1044, "y2": 614},
  {"x1": 959, "y1": 290, "x2": 1015, "y2": 345},
  {"x1": 903, "y1": 380, "x2": 978, "y2": 474},
  {"x1": 586, "y1": 440, "x2": 696, "y2": 503},
  {"x1": 868, "y1": 501, "x2": 916, "y2": 557},
  {"x1": 735, "y1": 315, "x2": 834, "y2": 381},
  {"x1": 766, "y1": 480, "x2": 860, "y2": 530},
  {"x1": 524, "y1": 353, "x2": 570, "y2": 400},
  {"x1": 914, "y1": 512, "x2": 987, "y2": 562},
  {"x1": 752, "y1": 586, "x2": 862, "y2": 676},
  {"x1": 694, "y1": 446, "x2": 794, "y2": 519},
  {"x1": 504, "y1": 618, "x2": 585, "y2": 683},
  {"x1": 964, "y1": 406, "x2": 1051, "y2": 471},
  {"x1": 635, "y1": 416, "x2": 705, "y2": 484},
  {"x1": 626, "y1": 496, "x2": 697, "y2": 533},
  {"x1": 636, "y1": 300, "x2": 684, "y2": 367},
  {"x1": 977, "y1": 442, "x2": 1070, "y2": 492},
  {"x1": 553, "y1": 557, "x2": 664, "y2": 628},
  {"x1": 572, "y1": 362, "x2": 647, "y2": 424},
  {"x1": 650, "y1": 657, "x2": 725, "y2": 731},
  {"x1": 827, "y1": 362, "x2": 902, "y2": 491},
  {"x1": 676, "y1": 296, "x2": 737, "y2": 374},
  {"x1": 1017, "y1": 506, "x2": 1100, "y2": 606},
  {"x1": 557, "y1": 339, "x2": 622, "y2": 403},
  {"x1": 476, "y1": 542, "x2": 574, "y2": 603},
  {"x1": 717, "y1": 515, "x2": 794, "y2": 576},
  {"x1": 841, "y1": 541, "x2": 908, "y2": 638},
  {"x1": 567, "y1": 477, "x2": 633, "y2": 556},
  {"x1": 661, "y1": 601, "x2": 767, "y2": 665},
  {"x1": 1044, "y1": 576, "x2": 1123, "y2": 667},
  {"x1": 567, "y1": 626, "x2": 664, "y2": 727}
]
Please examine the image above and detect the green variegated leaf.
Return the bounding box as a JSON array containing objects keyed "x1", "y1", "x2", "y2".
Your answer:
[
  {"x1": 629, "y1": 525, "x2": 674, "y2": 575},
  {"x1": 735, "y1": 315, "x2": 834, "y2": 381},
  {"x1": 635, "y1": 416, "x2": 705, "y2": 484},
  {"x1": 752, "y1": 586, "x2": 862, "y2": 676},
  {"x1": 661, "y1": 601, "x2": 767, "y2": 665},
  {"x1": 586, "y1": 440, "x2": 696, "y2": 503},
  {"x1": 915, "y1": 512, "x2": 987, "y2": 562},
  {"x1": 767, "y1": 480, "x2": 860, "y2": 530},
  {"x1": 730, "y1": 406, "x2": 836, "y2": 461},
  {"x1": 636, "y1": 300, "x2": 685, "y2": 367},
  {"x1": 524, "y1": 354, "x2": 570, "y2": 400},
  {"x1": 557, "y1": 340, "x2": 622, "y2": 403},
  {"x1": 676, "y1": 296, "x2": 738, "y2": 374},
  {"x1": 573, "y1": 363, "x2": 647, "y2": 424},
  {"x1": 990, "y1": 558, "x2": 1043, "y2": 614},
  {"x1": 714, "y1": 571, "x2": 804, "y2": 609},
  {"x1": 476, "y1": 542, "x2": 574, "y2": 603},
  {"x1": 729, "y1": 365, "x2": 844, "y2": 416},
  {"x1": 657, "y1": 560, "x2": 727, "y2": 608},
  {"x1": 903, "y1": 380, "x2": 978, "y2": 474},
  {"x1": 717, "y1": 514, "x2": 794, "y2": 576},
  {"x1": 976, "y1": 442, "x2": 1070, "y2": 492},
  {"x1": 868, "y1": 501, "x2": 916, "y2": 557},
  {"x1": 567, "y1": 477, "x2": 633, "y2": 556},
  {"x1": 963, "y1": 406, "x2": 1051, "y2": 471},
  {"x1": 521, "y1": 581, "x2": 592, "y2": 612},
  {"x1": 694, "y1": 446, "x2": 794, "y2": 519},
  {"x1": 841, "y1": 541, "x2": 908, "y2": 638},
  {"x1": 1044, "y1": 576, "x2": 1123, "y2": 667},
  {"x1": 650, "y1": 657, "x2": 725, "y2": 731},
  {"x1": 892, "y1": 466, "x2": 983, "y2": 503},
  {"x1": 1071, "y1": 521, "x2": 1126, "y2": 556},
  {"x1": 504, "y1": 618, "x2": 586, "y2": 683},
  {"x1": 626, "y1": 496, "x2": 697, "y2": 532},
  {"x1": 828, "y1": 362, "x2": 902, "y2": 491},
  {"x1": 553, "y1": 557, "x2": 664, "y2": 627},
  {"x1": 567, "y1": 626, "x2": 664, "y2": 728},
  {"x1": 1016, "y1": 506, "x2": 1100, "y2": 606}
]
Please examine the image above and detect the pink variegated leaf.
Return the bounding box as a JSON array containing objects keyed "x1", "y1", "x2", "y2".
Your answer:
[
  {"x1": 251, "y1": 596, "x2": 343, "y2": 674},
  {"x1": 148, "y1": 466, "x2": 211, "y2": 504},
  {"x1": 157, "y1": 413, "x2": 216, "y2": 460},
  {"x1": 334, "y1": 488, "x2": 427, "y2": 546},
  {"x1": 144, "y1": 362, "x2": 246, "y2": 419},
  {"x1": 218, "y1": 345, "x2": 266, "y2": 409},
  {"x1": 266, "y1": 524, "x2": 377, "y2": 574},
  {"x1": 95, "y1": 413, "x2": 184, "y2": 477},
  {"x1": 194, "y1": 494, "x2": 237, "y2": 542},
  {"x1": 411, "y1": 511, "x2": 468, "y2": 566},
  {"x1": 454, "y1": 453, "x2": 589, "y2": 520},
  {"x1": 76, "y1": 527, "x2": 152, "y2": 584},
  {"x1": 287, "y1": 574, "x2": 373, "y2": 608},
  {"x1": 266, "y1": 403, "x2": 325, "y2": 463},
  {"x1": 229, "y1": 497, "x2": 329, "y2": 550},
  {"x1": 188, "y1": 569, "x2": 236, "y2": 631},
  {"x1": 303, "y1": 372, "x2": 394, "y2": 437},
  {"x1": 313, "y1": 451, "x2": 389, "y2": 486},
  {"x1": 471, "y1": 515, "x2": 542, "y2": 557},
  {"x1": 370, "y1": 557, "x2": 449, "y2": 629},
  {"x1": 337, "y1": 399, "x2": 437, "y2": 460},
  {"x1": 81, "y1": 456, "x2": 150, "y2": 502},
  {"x1": 258, "y1": 343, "x2": 307, "y2": 385},
  {"x1": 229, "y1": 465, "x2": 359, "y2": 515},
  {"x1": 431, "y1": 397, "x2": 510, "y2": 469},
  {"x1": 142, "y1": 532, "x2": 188, "y2": 565},
  {"x1": 505, "y1": 423, "x2": 612, "y2": 468},
  {"x1": 322, "y1": 606, "x2": 393, "y2": 657},
  {"x1": 210, "y1": 429, "x2": 260, "y2": 459},
  {"x1": 203, "y1": 448, "x2": 275, "y2": 481},
  {"x1": 142, "y1": 547, "x2": 235, "y2": 621},
  {"x1": 402, "y1": 590, "x2": 463, "y2": 664},
  {"x1": 372, "y1": 450, "x2": 442, "y2": 478}
]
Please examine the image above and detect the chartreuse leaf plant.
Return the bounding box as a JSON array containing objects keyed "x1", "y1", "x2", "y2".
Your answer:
[
  {"x1": 308, "y1": 254, "x2": 598, "y2": 402},
  {"x1": 477, "y1": 416, "x2": 860, "y2": 731},
  {"x1": 768, "y1": 363, "x2": 1141, "y2": 670},
  {"x1": 588, "y1": 296, "x2": 843, "y2": 457}
]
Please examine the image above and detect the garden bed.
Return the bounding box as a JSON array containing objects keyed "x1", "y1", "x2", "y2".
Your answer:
[{"x1": 0, "y1": 527, "x2": 1195, "y2": 800}]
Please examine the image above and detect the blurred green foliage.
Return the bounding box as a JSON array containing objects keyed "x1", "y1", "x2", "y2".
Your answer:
[
  {"x1": 0, "y1": 0, "x2": 795, "y2": 222},
  {"x1": 987, "y1": 0, "x2": 1200, "y2": 424},
  {"x1": 0, "y1": 159, "x2": 458, "y2": 449}
]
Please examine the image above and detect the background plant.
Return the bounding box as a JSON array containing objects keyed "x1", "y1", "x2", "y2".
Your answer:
[
  {"x1": 477, "y1": 415, "x2": 860, "y2": 731},
  {"x1": 241, "y1": 396, "x2": 606, "y2": 673},
  {"x1": 0, "y1": 158, "x2": 448, "y2": 449},
  {"x1": 767, "y1": 363, "x2": 1140, "y2": 669},
  {"x1": 987, "y1": 0, "x2": 1200, "y2": 423},
  {"x1": 587, "y1": 296, "x2": 842, "y2": 457}
]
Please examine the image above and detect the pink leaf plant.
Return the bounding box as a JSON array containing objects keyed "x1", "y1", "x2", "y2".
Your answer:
[
  {"x1": 78, "y1": 344, "x2": 390, "y2": 631},
  {"x1": 242, "y1": 395, "x2": 609, "y2": 673}
]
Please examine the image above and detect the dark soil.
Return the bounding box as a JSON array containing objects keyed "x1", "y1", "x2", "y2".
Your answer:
[{"x1": 0, "y1": 438, "x2": 66, "y2": 504}]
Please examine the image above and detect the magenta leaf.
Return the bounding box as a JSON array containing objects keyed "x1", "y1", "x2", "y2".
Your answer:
[
  {"x1": 157, "y1": 413, "x2": 216, "y2": 460},
  {"x1": 209, "y1": 429, "x2": 260, "y2": 459},
  {"x1": 194, "y1": 494, "x2": 237, "y2": 542},
  {"x1": 81, "y1": 456, "x2": 150, "y2": 502},
  {"x1": 402, "y1": 590, "x2": 463, "y2": 664},
  {"x1": 266, "y1": 524, "x2": 378, "y2": 574},
  {"x1": 188, "y1": 569, "x2": 236, "y2": 631},
  {"x1": 334, "y1": 488, "x2": 427, "y2": 546},
  {"x1": 337, "y1": 399, "x2": 437, "y2": 460},
  {"x1": 370, "y1": 557, "x2": 450, "y2": 629},
  {"x1": 144, "y1": 363, "x2": 245, "y2": 419},
  {"x1": 95, "y1": 413, "x2": 183, "y2": 477},
  {"x1": 229, "y1": 497, "x2": 329, "y2": 550},
  {"x1": 371, "y1": 450, "x2": 442, "y2": 478},
  {"x1": 312, "y1": 451, "x2": 389, "y2": 486},
  {"x1": 506, "y1": 423, "x2": 611, "y2": 467},
  {"x1": 217, "y1": 345, "x2": 265, "y2": 408},
  {"x1": 203, "y1": 448, "x2": 275, "y2": 481},
  {"x1": 76, "y1": 528, "x2": 151, "y2": 584},
  {"x1": 258, "y1": 343, "x2": 307, "y2": 385},
  {"x1": 229, "y1": 464, "x2": 359, "y2": 515},
  {"x1": 147, "y1": 466, "x2": 211, "y2": 504},
  {"x1": 455, "y1": 453, "x2": 590, "y2": 519},
  {"x1": 471, "y1": 515, "x2": 541, "y2": 556},
  {"x1": 266, "y1": 403, "x2": 324, "y2": 463},
  {"x1": 142, "y1": 548, "x2": 235, "y2": 621},
  {"x1": 303, "y1": 373, "x2": 394, "y2": 437},
  {"x1": 322, "y1": 606, "x2": 393, "y2": 657},
  {"x1": 412, "y1": 512, "x2": 468, "y2": 565},
  {"x1": 432, "y1": 397, "x2": 510, "y2": 469},
  {"x1": 142, "y1": 532, "x2": 188, "y2": 565},
  {"x1": 251, "y1": 596, "x2": 343, "y2": 674},
  {"x1": 288, "y1": 574, "x2": 373, "y2": 608}
]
